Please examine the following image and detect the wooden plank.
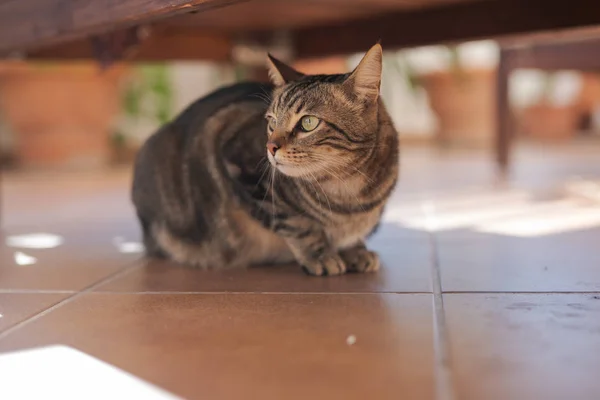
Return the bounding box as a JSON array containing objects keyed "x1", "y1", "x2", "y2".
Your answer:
[
  {"x1": 27, "y1": 27, "x2": 233, "y2": 62},
  {"x1": 497, "y1": 26, "x2": 600, "y2": 48},
  {"x1": 293, "y1": 0, "x2": 600, "y2": 59},
  {"x1": 165, "y1": 0, "x2": 480, "y2": 31},
  {"x1": 9, "y1": 0, "x2": 600, "y2": 62},
  {"x1": 0, "y1": 0, "x2": 243, "y2": 55},
  {"x1": 493, "y1": 36, "x2": 600, "y2": 177},
  {"x1": 495, "y1": 47, "x2": 514, "y2": 177},
  {"x1": 509, "y1": 38, "x2": 600, "y2": 71}
]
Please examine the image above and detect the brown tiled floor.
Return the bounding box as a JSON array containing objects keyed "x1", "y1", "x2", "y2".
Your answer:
[
  {"x1": 437, "y1": 228, "x2": 600, "y2": 292},
  {"x1": 445, "y1": 294, "x2": 600, "y2": 400},
  {"x1": 0, "y1": 293, "x2": 435, "y2": 400},
  {"x1": 0, "y1": 224, "x2": 140, "y2": 291},
  {"x1": 97, "y1": 223, "x2": 432, "y2": 294},
  {"x1": 1, "y1": 143, "x2": 600, "y2": 399},
  {"x1": 0, "y1": 293, "x2": 69, "y2": 331}
]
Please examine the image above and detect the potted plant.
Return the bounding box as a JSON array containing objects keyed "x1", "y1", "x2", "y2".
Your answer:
[
  {"x1": 111, "y1": 64, "x2": 173, "y2": 164},
  {"x1": 518, "y1": 73, "x2": 580, "y2": 141},
  {"x1": 573, "y1": 71, "x2": 600, "y2": 134},
  {"x1": 415, "y1": 46, "x2": 497, "y2": 147},
  {"x1": 0, "y1": 61, "x2": 128, "y2": 168}
]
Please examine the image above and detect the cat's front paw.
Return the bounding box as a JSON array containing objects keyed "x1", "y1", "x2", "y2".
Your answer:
[
  {"x1": 341, "y1": 247, "x2": 380, "y2": 273},
  {"x1": 301, "y1": 254, "x2": 347, "y2": 277}
]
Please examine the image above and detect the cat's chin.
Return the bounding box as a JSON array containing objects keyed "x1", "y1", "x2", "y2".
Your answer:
[
  {"x1": 268, "y1": 153, "x2": 321, "y2": 178},
  {"x1": 273, "y1": 164, "x2": 304, "y2": 177}
]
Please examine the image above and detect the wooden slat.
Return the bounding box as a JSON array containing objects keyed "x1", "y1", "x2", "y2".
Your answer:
[
  {"x1": 495, "y1": 47, "x2": 514, "y2": 177},
  {"x1": 27, "y1": 27, "x2": 233, "y2": 62},
  {"x1": 8, "y1": 0, "x2": 600, "y2": 62},
  {"x1": 166, "y1": 0, "x2": 480, "y2": 31},
  {"x1": 293, "y1": 0, "x2": 600, "y2": 59},
  {"x1": 497, "y1": 26, "x2": 600, "y2": 48},
  {"x1": 509, "y1": 38, "x2": 600, "y2": 71},
  {"x1": 169, "y1": 1, "x2": 376, "y2": 31},
  {"x1": 0, "y1": 0, "x2": 243, "y2": 55}
]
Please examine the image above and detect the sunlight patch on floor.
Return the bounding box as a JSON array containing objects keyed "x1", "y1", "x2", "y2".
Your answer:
[
  {"x1": 112, "y1": 237, "x2": 145, "y2": 254},
  {"x1": 384, "y1": 178, "x2": 600, "y2": 237},
  {"x1": 13, "y1": 251, "x2": 38, "y2": 266},
  {"x1": 6, "y1": 233, "x2": 64, "y2": 249},
  {"x1": 0, "y1": 346, "x2": 181, "y2": 399}
]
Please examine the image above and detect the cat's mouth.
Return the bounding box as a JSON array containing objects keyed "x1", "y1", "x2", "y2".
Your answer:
[
  {"x1": 268, "y1": 153, "x2": 303, "y2": 177},
  {"x1": 267, "y1": 150, "x2": 278, "y2": 166},
  {"x1": 268, "y1": 150, "x2": 320, "y2": 178}
]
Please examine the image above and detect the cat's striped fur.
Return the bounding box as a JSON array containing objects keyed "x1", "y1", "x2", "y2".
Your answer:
[{"x1": 131, "y1": 44, "x2": 399, "y2": 276}]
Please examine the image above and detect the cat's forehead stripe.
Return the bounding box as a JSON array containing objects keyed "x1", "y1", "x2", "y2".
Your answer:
[
  {"x1": 270, "y1": 72, "x2": 352, "y2": 118},
  {"x1": 278, "y1": 73, "x2": 350, "y2": 110},
  {"x1": 271, "y1": 92, "x2": 281, "y2": 114},
  {"x1": 281, "y1": 80, "x2": 314, "y2": 106},
  {"x1": 286, "y1": 89, "x2": 311, "y2": 114},
  {"x1": 280, "y1": 84, "x2": 298, "y2": 105},
  {"x1": 282, "y1": 82, "x2": 321, "y2": 113},
  {"x1": 294, "y1": 100, "x2": 305, "y2": 115}
]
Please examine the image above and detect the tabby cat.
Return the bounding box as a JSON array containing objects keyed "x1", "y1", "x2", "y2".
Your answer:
[{"x1": 131, "y1": 44, "x2": 399, "y2": 276}]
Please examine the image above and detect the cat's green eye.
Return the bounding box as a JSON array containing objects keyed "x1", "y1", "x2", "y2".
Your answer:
[
  {"x1": 267, "y1": 117, "x2": 276, "y2": 132},
  {"x1": 299, "y1": 115, "x2": 320, "y2": 132}
]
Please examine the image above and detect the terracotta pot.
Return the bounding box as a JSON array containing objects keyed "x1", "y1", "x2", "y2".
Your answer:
[
  {"x1": 0, "y1": 62, "x2": 128, "y2": 168},
  {"x1": 576, "y1": 72, "x2": 600, "y2": 115},
  {"x1": 518, "y1": 103, "x2": 580, "y2": 141},
  {"x1": 420, "y1": 68, "x2": 496, "y2": 147},
  {"x1": 294, "y1": 57, "x2": 348, "y2": 74}
]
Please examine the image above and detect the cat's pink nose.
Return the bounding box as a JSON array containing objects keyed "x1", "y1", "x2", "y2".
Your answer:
[{"x1": 267, "y1": 141, "x2": 280, "y2": 156}]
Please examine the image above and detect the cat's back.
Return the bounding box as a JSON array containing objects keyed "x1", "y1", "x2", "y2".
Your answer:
[
  {"x1": 141, "y1": 81, "x2": 272, "y2": 154},
  {"x1": 132, "y1": 81, "x2": 272, "y2": 217}
]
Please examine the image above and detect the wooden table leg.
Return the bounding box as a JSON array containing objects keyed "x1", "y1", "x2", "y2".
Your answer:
[
  {"x1": 496, "y1": 47, "x2": 513, "y2": 179},
  {"x1": 0, "y1": 137, "x2": 3, "y2": 229}
]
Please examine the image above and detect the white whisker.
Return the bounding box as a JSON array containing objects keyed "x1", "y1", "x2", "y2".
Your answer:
[{"x1": 307, "y1": 169, "x2": 332, "y2": 217}]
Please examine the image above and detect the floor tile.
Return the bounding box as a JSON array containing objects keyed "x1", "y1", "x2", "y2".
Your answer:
[
  {"x1": 0, "y1": 293, "x2": 69, "y2": 332},
  {"x1": 97, "y1": 222, "x2": 432, "y2": 293},
  {"x1": 0, "y1": 222, "x2": 141, "y2": 291},
  {"x1": 445, "y1": 294, "x2": 600, "y2": 400},
  {"x1": 2, "y1": 169, "x2": 142, "y2": 291},
  {"x1": 0, "y1": 293, "x2": 435, "y2": 400},
  {"x1": 436, "y1": 228, "x2": 600, "y2": 292},
  {"x1": 3, "y1": 168, "x2": 134, "y2": 229}
]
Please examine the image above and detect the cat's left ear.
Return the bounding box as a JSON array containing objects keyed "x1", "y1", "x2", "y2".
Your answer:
[
  {"x1": 345, "y1": 43, "x2": 383, "y2": 101},
  {"x1": 266, "y1": 54, "x2": 304, "y2": 86}
]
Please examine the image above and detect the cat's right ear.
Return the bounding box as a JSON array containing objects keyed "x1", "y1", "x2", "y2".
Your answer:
[
  {"x1": 344, "y1": 43, "x2": 383, "y2": 101},
  {"x1": 266, "y1": 54, "x2": 304, "y2": 86}
]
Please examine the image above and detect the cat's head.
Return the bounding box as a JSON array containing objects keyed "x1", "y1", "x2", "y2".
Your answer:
[{"x1": 264, "y1": 44, "x2": 383, "y2": 178}]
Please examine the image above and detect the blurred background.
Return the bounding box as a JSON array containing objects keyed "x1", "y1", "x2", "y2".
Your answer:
[
  {"x1": 0, "y1": 39, "x2": 598, "y2": 170},
  {"x1": 3, "y1": 2, "x2": 600, "y2": 399}
]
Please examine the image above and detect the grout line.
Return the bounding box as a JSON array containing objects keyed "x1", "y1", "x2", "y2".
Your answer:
[
  {"x1": 423, "y1": 202, "x2": 456, "y2": 400},
  {"x1": 442, "y1": 291, "x2": 600, "y2": 295},
  {"x1": 91, "y1": 290, "x2": 433, "y2": 295},
  {"x1": 0, "y1": 261, "x2": 143, "y2": 341},
  {"x1": 3, "y1": 289, "x2": 597, "y2": 295},
  {"x1": 50, "y1": 290, "x2": 600, "y2": 295},
  {"x1": 0, "y1": 290, "x2": 77, "y2": 294}
]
